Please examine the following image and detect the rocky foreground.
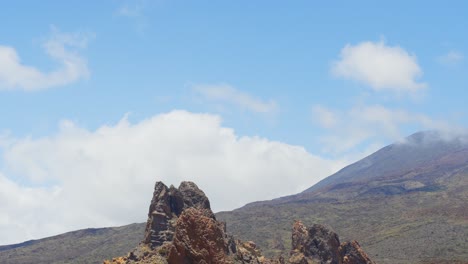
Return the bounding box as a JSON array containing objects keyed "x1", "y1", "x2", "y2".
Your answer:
[{"x1": 104, "y1": 181, "x2": 375, "y2": 264}]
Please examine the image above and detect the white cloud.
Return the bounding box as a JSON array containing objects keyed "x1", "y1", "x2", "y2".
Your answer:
[
  {"x1": 437, "y1": 50, "x2": 464, "y2": 65},
  {"x1": 0, "y1": 110, "x2": 343, "y2": 245},
  {"x1": 312, "y1": 104, "x2": 457, "y2": 154},
  {"x1": 193, "y1": 84, "x2": 278, "y2": 113},
  {"x1": 0, "y1": 27, "x2": 91, "y2": 91},
  {"x1": 0, "y1": 173, "x2": 61, "y2": 244},
  {"x1": 331, "y1": 40, "x2": 426, "y2": 93}
]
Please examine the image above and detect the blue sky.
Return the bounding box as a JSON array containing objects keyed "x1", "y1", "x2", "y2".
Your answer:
[{"x1": 0, "y1": 1, "x2": 467, "y2": 244}]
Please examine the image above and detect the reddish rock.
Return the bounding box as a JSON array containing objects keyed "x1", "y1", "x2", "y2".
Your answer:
[
  {"x1": 339, "y1": 241, "x2": 375, "y2": 264},
  {"x1": 168, "y1": 207, "x2": 228, "y2": 264},
  {"x1": 290, "y1": 221, "x2": 341, "y2": 264},
  {"x1": 143, "y1": 181, "x2": 213, "y2": 247},
  {"x1": 289, "y1": 220, "x2": 375, "y2": 264}
]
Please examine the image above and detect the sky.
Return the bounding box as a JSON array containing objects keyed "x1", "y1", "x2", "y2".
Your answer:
[{"x1": 0, "y1": 1, "x2": 467, "y2": 245}]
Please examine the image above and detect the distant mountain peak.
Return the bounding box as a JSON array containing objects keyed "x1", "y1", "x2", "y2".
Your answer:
[
  {"x1": 302, "y1": 130, "x2": 468, "y2": 195},
  {"x1": 399, "y1": 130, "x2": 468, "y2": 146}
]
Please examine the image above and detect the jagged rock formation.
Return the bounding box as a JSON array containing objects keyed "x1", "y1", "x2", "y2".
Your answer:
[
  {"x1": 105, "y1": 181, "x2": 270, "y2": 264},
  {"x1": 142, "y1": 181, "x2": 213, "y2": 248},
  {"x1": 289, "y1": 221, "x2": 375, "y2": 264},
  {"x1": 104, "y1": 181, "x2": 374, "y2": 264}
]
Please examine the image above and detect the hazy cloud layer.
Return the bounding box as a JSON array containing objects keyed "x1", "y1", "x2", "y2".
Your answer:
[
  {"x1": 0, "y1": 111, "x2": 343, "y2": 244},
  {"x1": 312, "y1": 104, "x2": 457, "y2": 154},
  {"x1": 332, "y1": 41, "x2": 426, "y2": 93},
  {"x1": 193, "y1": 84, "x2": 278, "y2": 113},
  {"x1": 0, "y1": 27, "x2": 90, "y2": 91}
]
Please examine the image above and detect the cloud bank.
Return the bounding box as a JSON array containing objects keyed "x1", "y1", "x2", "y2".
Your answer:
[
  {"x1": 0, "y1": 27, "x2": 90, "y2": 91},
  {"x1": 312, "y1": 104, "x2": 458, "y2": 154},
  {"x1": 332, "y1": 41, "x2": 426, "y2": 93},
  {"x1": 0, "y1": 110, "x2": 342, "y2": 245}
]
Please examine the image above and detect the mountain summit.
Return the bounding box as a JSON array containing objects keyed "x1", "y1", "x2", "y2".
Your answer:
[{"x1": 302, "y1": 130, "x2": 468, "y2": 197}]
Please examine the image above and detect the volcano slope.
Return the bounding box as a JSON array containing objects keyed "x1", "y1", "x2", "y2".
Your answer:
[
  {"x1": 217, "y1": 131, "x2": 468, "y2": 264},
  {"x1": 0, "y1": 223, "x2": 144, "y2": 264}
]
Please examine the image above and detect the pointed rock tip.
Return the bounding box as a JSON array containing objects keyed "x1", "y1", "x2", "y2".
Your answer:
[
  {"x1": 292, "y1": 220, "x2": 306, "y2": 229},
  {"x1": 178, "y1": 181, "x2": 199, "y2": 190},
  {"x1": 154, "y1": 181, "x2": 168, "y2": 189}
]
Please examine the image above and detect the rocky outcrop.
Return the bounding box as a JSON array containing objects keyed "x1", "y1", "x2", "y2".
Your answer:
[
  {"x1": 231, "y1": 239, "x2": 280, "y2": 264},
  {"x1": 143, "y1": 181, "x2": 213, "y2": 247},
  {"x1": 105, "y1": 181, "x2": 375, "y2": 264},
  {"x1": 106, "y1": 181, "x2": 270, "y2": 264},
  {"x1": 289, "y1": 221, "x2": 375, "y2": 264}
]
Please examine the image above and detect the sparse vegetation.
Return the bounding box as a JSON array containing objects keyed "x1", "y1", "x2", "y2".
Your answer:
[{"x1": 0, "y1": 223, "x2": 144, "y2": 264}]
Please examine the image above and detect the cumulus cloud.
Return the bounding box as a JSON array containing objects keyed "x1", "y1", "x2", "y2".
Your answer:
[
  {"x1": 193, "y1": 84, "x2": 278, "y2": 113},
  {"x1": 0, "y1": 110, "x2": 342, "y2": 245},
  {"x1": 437, "y1": 50, "x2": 464, "y2": 65},
  {"x1": 0, "y1": 27, "x2": 91, "y2": 91},
  {"x1": 0, "y1": 173, "x2": 61, "y2": 244},
  {"x1": 312, "y1": 104, "x2": 457, "y2": 154},
  {"x1": 331, "y1": 40, "x2": 426, "y2": 93}
]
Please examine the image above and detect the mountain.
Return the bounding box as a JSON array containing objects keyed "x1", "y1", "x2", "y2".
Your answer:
[
  {"x1": 303, "y1": 131, "x2": 468, "y2": 196},
  {"x1": 0, "y1": 223, "x2": 144, "y2": 264},
  {"x1": 217, "y1": 131, "x2": 468, "y2": 263}
]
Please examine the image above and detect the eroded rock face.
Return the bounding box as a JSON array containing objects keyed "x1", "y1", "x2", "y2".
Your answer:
[
  {"x1": 289, "y1": 220, "x2": 375, "y2": 264},
  {"x1": 143, "y1": 181, "x2": 213, "y2": 247},
  {"x1": 168, "y1": 207, "x2": 273, "y2": 264},
  {"x1": 107, "y1": 181, "x2": 270, "y2": 263},
  {"x1": 178, "y1": 181, "x2": 212, "y2": 211},
  {"x1": 105, "y1": 182, "x2": 375, "y2": 264},
  {"x1": 290, "y1": 221, "x2": 341, "y2": 264},
  {"x1": 339, "y1": 241, "x2": 374, "y2": 264},
  {"x1": 168, "y1": 207, "x2": 228, "y2": 264}
]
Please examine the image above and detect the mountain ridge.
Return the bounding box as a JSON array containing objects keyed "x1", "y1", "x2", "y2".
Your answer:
[
  {"x1": 0, "y1": 223, "x2": 144, "y2": 264},
  {"x1": 303, "y1": 130, "x2": 468, "y2": 194}
]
